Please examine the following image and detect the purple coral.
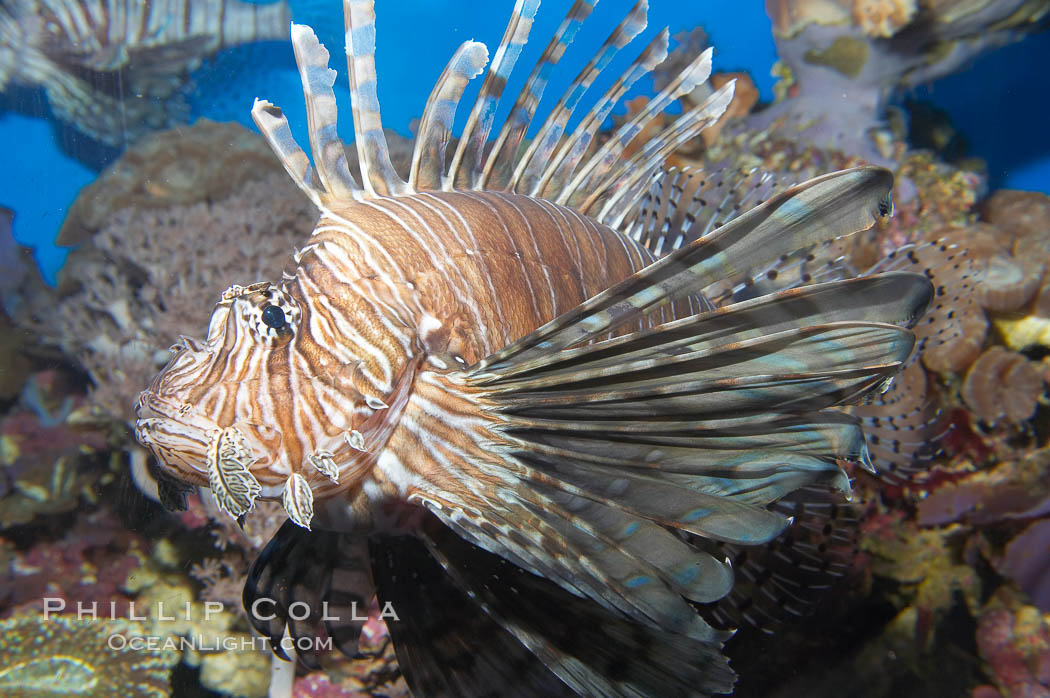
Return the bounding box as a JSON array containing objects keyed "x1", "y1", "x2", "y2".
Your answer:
[{"x1": 998, "y1": 520, "x2": 1050, "y2": 614}]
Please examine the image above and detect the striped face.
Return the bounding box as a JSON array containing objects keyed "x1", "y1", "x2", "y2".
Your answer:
[
  {"x1": 136, "y1": 282, "x2": 301, "y2": 491},
  {"x1": 135, "y1": 271, "x2": 416, "y2": 520}
]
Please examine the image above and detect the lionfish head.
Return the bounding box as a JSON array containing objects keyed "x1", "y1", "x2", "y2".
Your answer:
[{"x1": 135, "y1": 280, "x2": 332, "y2": 522}]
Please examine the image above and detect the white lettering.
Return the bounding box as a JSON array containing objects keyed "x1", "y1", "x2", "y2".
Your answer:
[
  {"x1": 203, "y1": 601, "x2": 223, "y2": 620},
  {"x1": 251, "y1": 598, "x2": 276, "y2": 621},
  {"x1": 43, "y1": 598, "x2": 65, "y2": 619},
  {"x1": 287, "y1": 601, "x2": 310, "y2": 621},
  {"x1": 128, "y1": 601, "x2": 147, "y2": 621},
  {"x1": 76, "y1": 602, "x2": 98, "y2": 621},
  {"x1": 379, "y1": 601, "x2": 399, "y2": 622},
  {"x1": 156, "y1": 601, "x2": 174, "y2": 621}
]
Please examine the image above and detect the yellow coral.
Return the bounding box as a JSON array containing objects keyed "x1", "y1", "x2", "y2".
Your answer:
[
  {"x1": 199, "y1": 637, "x2": 272, "y2": 698},
  {"x1": 852, "y1": 0, "x2": 917, "y2": 37},
  {"x1": 995, "y1": 313, "x2": 1050, "y2": 351},
  {"x1": 0, "y1": 614, "x2": 177, "y2": 697}
]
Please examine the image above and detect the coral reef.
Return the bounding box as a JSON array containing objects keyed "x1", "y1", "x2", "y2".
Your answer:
[
  {"x1": 57, "y1": 120, "x2": 292, "y2": 246},
  {"x1": 962, "y1": 347, "x2": 1043, "y2": 426},
  {"x1": 0, "y1": 370, "x2": 112, "y2": 527},
  {"x1": 851, "y1": 0, "x2": 917, "y2": 39},
  {"x1": 975, "y1": 587, "x2": 1050, "y2": 698},
  {"x1": 0, "y1": 0, "x2": 291, "y2": 147},
  {"x1": 0, "y1": 613, "x2": 178, "y2": 696},
  {"x1": 860, "y1": 512, "x2": 980, "y2": 647},
  {"x1": 997, "y1": 521, "x2": 1050, "y2": 613},
  {"x1": 13, "y1": 124, "x2": 318, "y2": 423}
]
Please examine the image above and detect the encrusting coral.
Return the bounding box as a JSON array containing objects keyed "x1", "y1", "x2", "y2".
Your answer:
[
  {"x1": 0, "y1": 613, "x2": 178, "y2": 697},
  {"x1": 850, "y1": 0, "x2": 917, "y2": 38},
  {"x1": 974, "y1": 587, "x2": 1050, "y2": 698},
  {"x1": 962, "y1": 347, "x2": 1043, "y2": 426}
]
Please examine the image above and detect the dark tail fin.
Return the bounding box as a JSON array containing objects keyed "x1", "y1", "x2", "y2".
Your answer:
[{"x1": 243, "y1": 521, "x2": 374, "y2": 668}]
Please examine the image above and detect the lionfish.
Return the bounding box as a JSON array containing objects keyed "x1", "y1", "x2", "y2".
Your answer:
[
  {"x1": 0, "y1": 0, "x2": 290, "y2": 146},
  {"x1": 135, "y1": 0, "x2": 934, "y2": 694}
]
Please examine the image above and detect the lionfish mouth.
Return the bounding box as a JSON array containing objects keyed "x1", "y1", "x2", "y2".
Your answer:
[{"x1": 134, "y1": 388, "x2": 215, "y2": 484}]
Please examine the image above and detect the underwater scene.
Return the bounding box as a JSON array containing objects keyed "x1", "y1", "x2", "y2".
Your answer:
[{"x1": 1, "y1": 0, "x2": 1050, "y2": 696}]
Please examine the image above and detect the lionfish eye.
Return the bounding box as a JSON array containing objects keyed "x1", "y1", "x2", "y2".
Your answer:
[{"x1": 261, "y1": 305, "x2": 286, "y2": 329}]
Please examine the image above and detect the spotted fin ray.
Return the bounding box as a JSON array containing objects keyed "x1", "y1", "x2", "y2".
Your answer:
[{"x1": 255, "y1": 0, "x2": 735, "y2": 230}]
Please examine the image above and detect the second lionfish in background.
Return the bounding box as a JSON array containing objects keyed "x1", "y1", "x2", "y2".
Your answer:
[
  {"x1": 134, "y1": 0, "x2": 935, "y2": 694},
  {"x1": 0, "y1": 0, "x2": 291, "y2": 146}
]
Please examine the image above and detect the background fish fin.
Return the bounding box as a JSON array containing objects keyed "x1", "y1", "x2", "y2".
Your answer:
[
  {"x1": 371, "y1": 517, "x2": 737, "y2": 697},
  {"x1": 869, "y1": 238, "x2": 982, "y2": 374},
  {"x1": 243, "y1": 521, "x2": 374, "y2": 668},
  {"x1": 469, "y1": 166, "x2": 897, "y2": 375},
  {"x1": 848, "y1": 359, "x2": 946, "y2": 482},
  {"x1": 38, "y1": 67, "x2": 183, "y2": 147}
]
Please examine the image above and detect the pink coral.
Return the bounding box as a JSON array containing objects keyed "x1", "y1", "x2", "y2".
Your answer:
[
  {"x1": 1, "y1": 509, "x2": 144, "y2": 617},
  {"x1": 976, "y1": 589, "x2": 1050, "y2": 698}
]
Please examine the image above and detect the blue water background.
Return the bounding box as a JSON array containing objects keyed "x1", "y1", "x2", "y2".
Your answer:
[{"x1": 0, "y1": 0, "x2": 1047, "y2": 284}]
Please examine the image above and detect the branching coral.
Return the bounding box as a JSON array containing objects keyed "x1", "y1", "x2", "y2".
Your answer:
[
  {"x1": 0, "y1": 613, "x2": 178, "y2": 696},
  {"x1": 14, "y1": 124, "x2": 318, "y2": 423},
  {"x1": 850, "y1": 361, "x2": 941, "y2": 480}
]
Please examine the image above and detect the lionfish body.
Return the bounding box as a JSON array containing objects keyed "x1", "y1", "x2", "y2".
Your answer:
[{"x1": 136, "y1": 1, "x2": 935, "y2": 694}]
